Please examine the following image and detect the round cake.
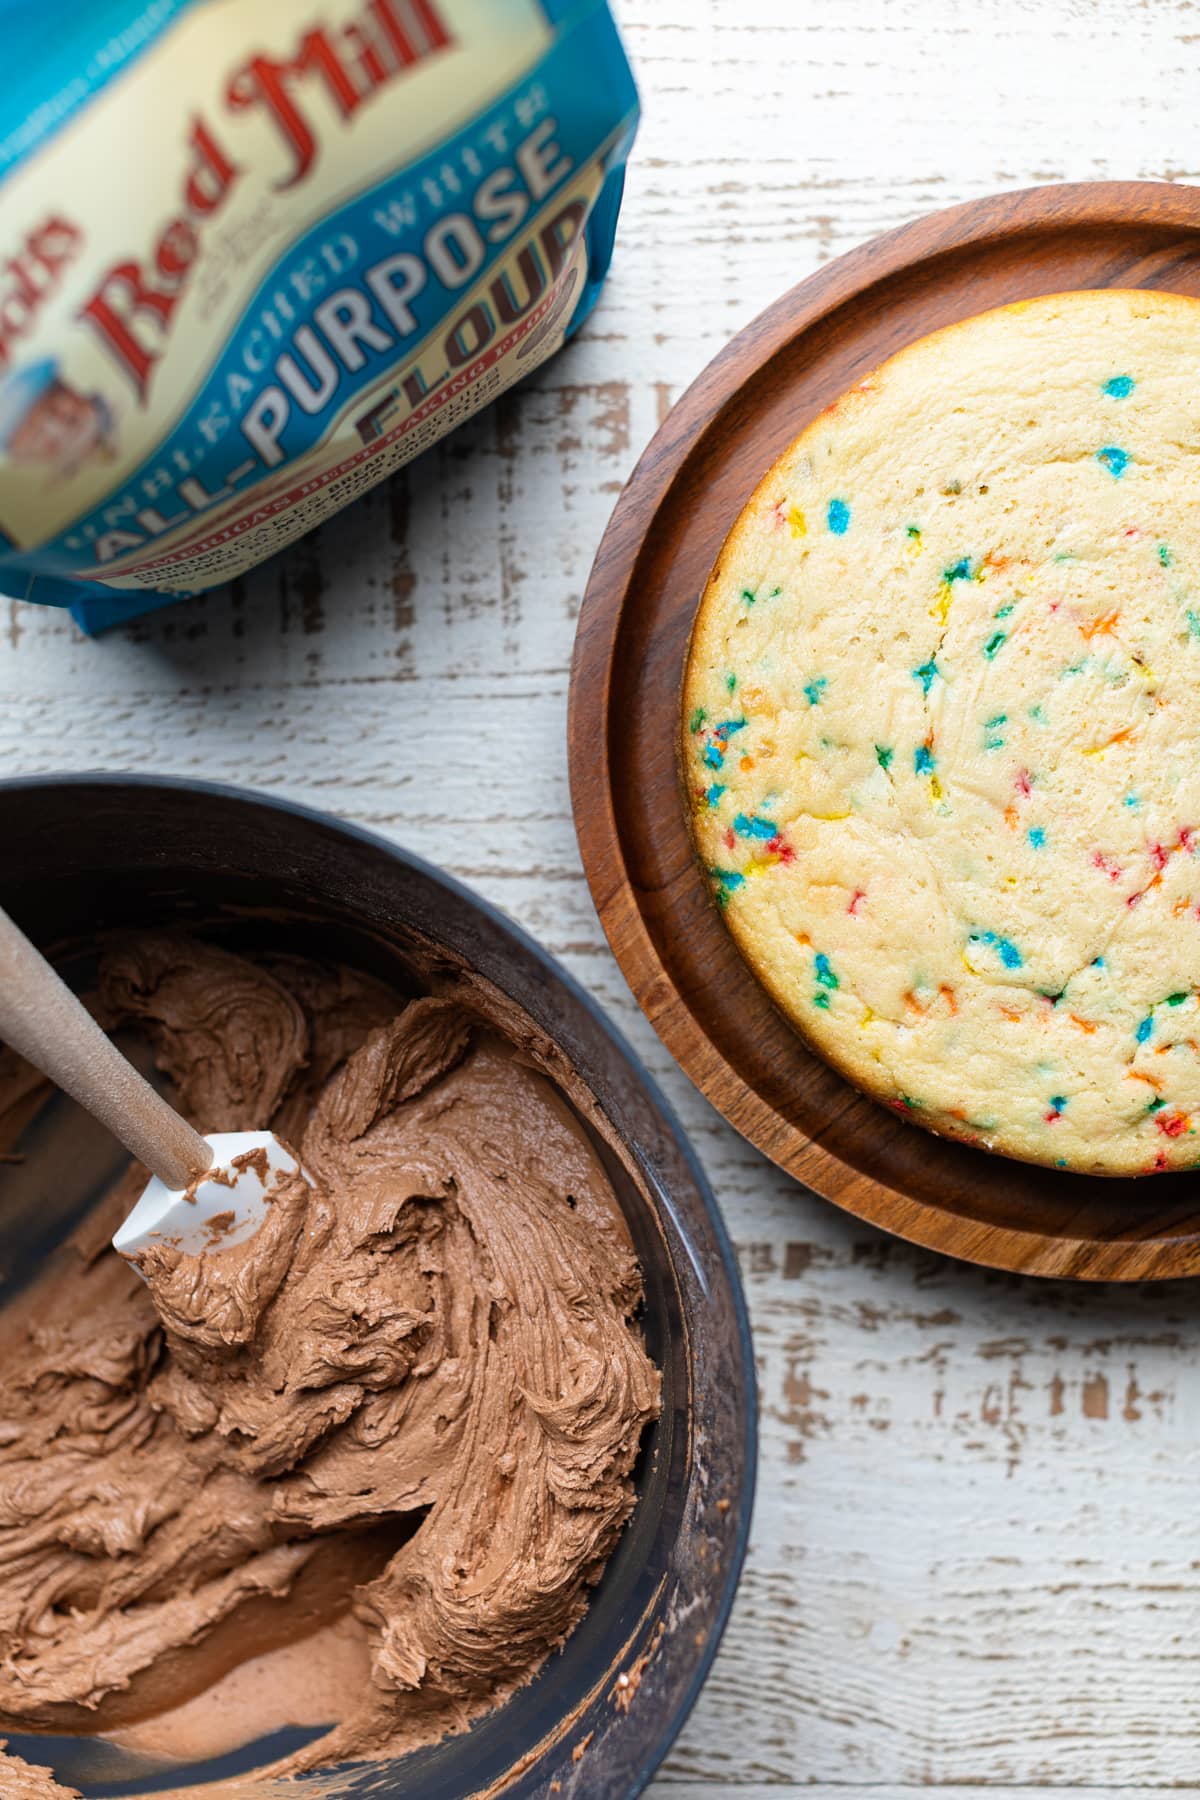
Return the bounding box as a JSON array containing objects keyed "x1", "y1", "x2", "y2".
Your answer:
[{"x1": 682, "y1": 288, "x2": 1200, "y2": 1177}]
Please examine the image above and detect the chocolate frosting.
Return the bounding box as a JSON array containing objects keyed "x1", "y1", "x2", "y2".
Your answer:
[{"x1": 0, "y1": 937, "x2": 659, "y2": 1788}]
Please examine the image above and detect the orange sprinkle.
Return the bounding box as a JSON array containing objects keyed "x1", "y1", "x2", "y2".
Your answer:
[
  {"x1": 1080, "y1": 609, "x2": 1121, "y2": 640},
  {"x1": 1127, "y1": 1069, "x2": 1164, "y2": 1090},
  {"x1": 938, "y1": 984, "x2": 958, "y2": 1015},
  {"x1": 739, "y1": 755, "x2": 754, "y2": 771},
  {"x1": 999, "y1": 1006, "x2": 1022, "y2": 1022},
  {"x1": 794, "y1": 930, "x2": 811, "y2": 946},
  {"x1": 1004, "y1": 803, "x2": 1018, "y2": 830},
  {"x1": 1068, "y1": 1013, "x2": 1097, "y2": 1033},
  {"x1": 903, "y1": 989, "x2": 929, "y2": 1015}
]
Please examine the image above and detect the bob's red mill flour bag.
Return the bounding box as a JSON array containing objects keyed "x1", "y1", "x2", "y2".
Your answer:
[{"x1": 0, "y1": 0, "x2": 638, "y2": 631}]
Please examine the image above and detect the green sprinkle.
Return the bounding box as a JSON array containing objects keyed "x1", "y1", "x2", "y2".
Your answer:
[
  {"x1": 1149, "y1": 1097, "x2": 1167, "y2": 1113},
  {"x1": 741, "y1": 588, "x2": 756, "y2": 605},
  {"x1": 813, "y1": 990, "x2": 831, "y2": 1009},
  {"x1": 907, "y1": 524, "x2": 922, "y2": 539},
  {"x1": 689, "y1": 706, "x2": 706, "y2": 732},
  {"x1": 985, "y1": 713, "x2": 1007, "y2": 728},
  {"x1": 1167, "y1": 992, "x2": 1189, "y2": 1006},
  {"x1": 814, "y1": 952, "x2": 839, "y2": 990},
  {"x1": 725, "y1": 672, "x2": 737, "y2": 692},
  {"x1": 1188, "y1": 611, "x2": 1200, "y2": 642},
  {"x1": 984, "y1": 631, "x2": 1007, "y2": 659},
  {"x1": 994, "y1": 603, "x2": 1015, "y2": 619},
  {"x1": 1159, "y1": 544, "x2": 1172, "y2": 568},
  {"x1": 803, "y1": 676, "x2": 828, "y2": 706},
  {"x1": 875, "y1": 744, "x2": 893, "y2": 770}
]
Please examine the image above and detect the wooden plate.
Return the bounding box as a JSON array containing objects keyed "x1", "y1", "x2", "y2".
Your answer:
[{"x1": 569, "y1": 180, "x2": 1200, "y2": 1281}]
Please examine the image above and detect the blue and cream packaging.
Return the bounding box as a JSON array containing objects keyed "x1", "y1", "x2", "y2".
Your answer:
[{"x1": 0, "y1": 0, "x2": 638, "y2": 631}]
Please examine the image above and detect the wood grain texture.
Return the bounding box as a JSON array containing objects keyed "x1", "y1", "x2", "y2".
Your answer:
[
  {"x1": 569, "y1": 179, "x2": 1200, "y2": 1281},
  {"x1": 5, "y1": 0, "x2": 1200, "y2": 1787}
]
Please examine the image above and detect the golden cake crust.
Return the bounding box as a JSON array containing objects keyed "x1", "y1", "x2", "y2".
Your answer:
[{"x1": 682, "y1": 289, "x2": 1200, "y2": 1176}]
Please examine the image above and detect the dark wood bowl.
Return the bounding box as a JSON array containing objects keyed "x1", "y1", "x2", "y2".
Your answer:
[{"x1": 569, "y1": 180, "x2": 1200, "y2": 1280}]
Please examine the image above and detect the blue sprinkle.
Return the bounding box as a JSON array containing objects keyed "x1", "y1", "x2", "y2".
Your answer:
[
  {"x1": 827, "y1": 498, "x2": 851, "y2": 535},
  {"x1": 814, "y1": 953, "x2": 839, "y2": 989},
  {"x1": 1124, "y1": 793, "x2": 1139, "y2": 809},
  {"x1": 734, "y1": 813, "x2": 777, "y2": 840},
  {"x1": 912, "y1": 659, "x2": 939, "y2": 694},
  {"x1": 1097, "y1": 445, "x2": 1128, "y2": 478},
  {"x1": 703, "y1": 743, "x2": 723, "y2": 769},
  {"x1": 1104, "y1": 374, "x2": 1135, "y2": 399},
  {"x1": 1092, "y1": 955, "x2": 1105, "y2": 968},
  {"x1": 803, "y1": 676, "x2": 828, "y2": 706},
  {"x1": 1136, "y1": 1014, "x2": 1153, "y2": 1043},
  {"x1": 1028, "y1": 827, "x2": 1046, "y2": 849},
  {"x1": 715, "y1": 718, "x2": 746, "y2": 739},
  {"x1": 1050, "y1": 1094, "x2": 1067, "y2": 1112},
  {"x1": 706, "y1": 784, "x2": 725, "y2": 808},
  {"x1": 971, "y1": 929, "x2": 1022, "y2": 970},
  {"x1": 711, "y1": 869, "x2": 745, "y2": 904},
  {"x1": 914, "y1": 743, "x2": 936, "y2": 775},
  {"x1": 944, "y1": 558, "x2": 973, "y2": 583}
]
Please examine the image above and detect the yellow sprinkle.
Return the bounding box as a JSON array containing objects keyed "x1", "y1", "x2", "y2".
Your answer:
[
  {"x1": 859, "y1": 1006, "x2": 875, "y2": 1028},
  {"x1": 745, "y1": 857, "x2": 771, "y2": 879},
  {"x1": 962, "y1": 950, "x2": 977, "y2": 974},
  {"x1": 930, "y1": 586, "x2": 953, "y2": 625},
  {"x1": 1004, "y1": 874, "x2": 1018, "y2": 887},
  {"x1": 788, "y1": 504, "x2": 807, "y2": 538},
  {"x1": 929, "y1": 775, "x2": 944, "y2": 802},
  {"x1": 810, "y1": 809, "x2": 853, "y2": 821}
]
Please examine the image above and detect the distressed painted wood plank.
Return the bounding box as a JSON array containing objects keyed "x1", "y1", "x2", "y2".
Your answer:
[{"x1": 4, "y1": 0, "x2": 1200, "y2": 1790}]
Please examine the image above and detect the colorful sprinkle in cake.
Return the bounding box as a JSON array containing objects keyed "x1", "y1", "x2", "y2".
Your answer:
[{"x1": 681, "y1": 290, "x2": 1200, "y2": 1176}]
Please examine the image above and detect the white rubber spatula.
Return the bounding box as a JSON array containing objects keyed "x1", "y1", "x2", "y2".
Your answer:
[{"x1": 0, "y1": 903, "x2": 304, "y2": 1264}]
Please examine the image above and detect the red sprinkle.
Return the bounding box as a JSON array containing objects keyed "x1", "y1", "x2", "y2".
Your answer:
[
  {"x1": 723, "y1": 827, "x2": 735, "y2": 851},
  {"x1": 1151, "y1": 843, "x2": 1169, "y2": 872},
  {"x1": 768, "y1": 835, "x2": 796, "y2": 864},
  {"x1": 1015, "y1": 769, "x2": 1032, "y2": 798},
  {"x1": 1157, "y1": 1111, "x2": 1189, "y2": 1139},
  {"x1": 848, "y1": 888, "x2": 866, "y2": 915}
]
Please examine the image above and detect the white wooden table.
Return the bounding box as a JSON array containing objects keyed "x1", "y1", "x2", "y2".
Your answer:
[{"x1": 5, "y1": 3, "x2": 1200, "y2": 1794}]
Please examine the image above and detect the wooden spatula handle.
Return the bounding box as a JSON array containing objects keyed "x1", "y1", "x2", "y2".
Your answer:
[{"x1": 0, "y1": 905, "x2": 212, "y2": 1191}]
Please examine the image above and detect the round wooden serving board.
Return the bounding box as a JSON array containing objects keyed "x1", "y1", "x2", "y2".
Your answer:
[{"x1": 569, "y1": 180, "x2": 1200, "y2": 1282}]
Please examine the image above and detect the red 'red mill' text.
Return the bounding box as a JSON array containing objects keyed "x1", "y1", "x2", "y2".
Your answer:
[{"x1": 78, "y1": 0, "x2": 453, "y2": 400}]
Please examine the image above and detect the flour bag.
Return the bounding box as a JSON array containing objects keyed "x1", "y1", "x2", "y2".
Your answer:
[{"x1": 0, "y1": 0, "x2": 638, "y2": 631}]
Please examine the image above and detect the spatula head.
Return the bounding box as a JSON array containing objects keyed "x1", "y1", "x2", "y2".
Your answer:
[{"x1": 112, "y1": 1131, "x2": 306, "y2": 1263}]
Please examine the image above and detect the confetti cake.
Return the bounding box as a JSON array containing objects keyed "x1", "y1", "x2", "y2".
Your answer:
[{"x1": 682, "y1": 289, "x2": 1200, "y2": 1176}]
